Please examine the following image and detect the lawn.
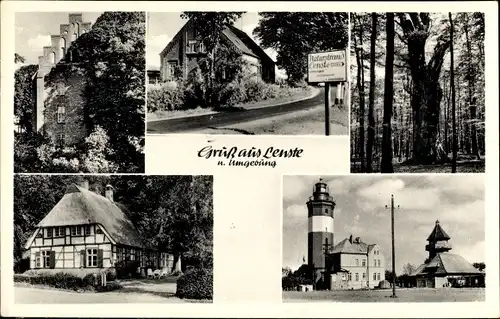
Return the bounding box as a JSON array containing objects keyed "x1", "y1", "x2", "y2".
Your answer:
[{"x1": 283, "y1": 288, "x2": 485, "y2": 302}]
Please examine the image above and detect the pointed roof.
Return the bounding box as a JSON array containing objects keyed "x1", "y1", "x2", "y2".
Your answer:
[
  {"x1": 34, "y1": 184, "x2": 147, "y2": 249},
  {"x1": 427, "y1": 220, "x2": 451, "y2": 241},
  {"x1": 412, "y1": 253, "x2": 482, "y2": 276},
  {"x1": 159, "y1": 19, "x2": 275, "y2": 64}
]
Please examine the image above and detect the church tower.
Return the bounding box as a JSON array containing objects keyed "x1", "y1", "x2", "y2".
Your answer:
[
  {"x1": 425, "y1": 220, "x2": 452, "y2": 262},
  {"x1": 35, "y1": 13, "x2": 92, "y2": 132},
  {"x1": 306, "y1": 178, "x2": 335, "y2": 286}
]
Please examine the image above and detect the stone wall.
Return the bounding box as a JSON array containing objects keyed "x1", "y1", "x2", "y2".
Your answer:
[{"x1": 43, "y1": 66, "x2": 87, "y2": 147}]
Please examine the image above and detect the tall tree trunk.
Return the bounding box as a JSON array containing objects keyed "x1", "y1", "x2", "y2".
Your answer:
[
  {"x1": 354, "y1": 16, "x2": 366, "y2": 171},
  {"x1": 398, "y1": 13, "x2": 450, "y2": 165},
  {"x1": 366, "y1": 12, "x2": 377, "y2": 172},
  {"x1": 464, "y1": 17, "x2": 480, "y2": 159},
  {"x1": 450, "y1": 13, "x2": 457, "y2": 173},
  {"x1": 381, "y1": 13, "x2": 394, "y2": 173}
]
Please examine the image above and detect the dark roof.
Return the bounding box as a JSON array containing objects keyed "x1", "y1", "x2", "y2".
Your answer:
[
  {"x1": 427, "y1": 220, "x2": 451, "y2": 241},
  {"x1": 332, "y1": 237, "x2": 376, "y2": 254},
  {"x1": 160, "y1": 19, "x2": 275, "y2": 64},
  {"x1": 412, "y1": 253, "x2": 482, "y2": 276},
  {"x1": 34, "y1": 184, "x2": 147, "y2": 249}
]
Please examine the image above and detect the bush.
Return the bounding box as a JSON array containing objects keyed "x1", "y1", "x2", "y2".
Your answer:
[
  {"x1": 14, "y1": 271, "x2": 122, "y2": 292},
  {"x1": 147, "y1": 82, "x2": 185, "y2": 112},
  {"x1": 14, "y1": 257, "x2": 30, "y2": 274},
  {"x1": 176, "y1": 268, "x2": 213, "y2": 300}
]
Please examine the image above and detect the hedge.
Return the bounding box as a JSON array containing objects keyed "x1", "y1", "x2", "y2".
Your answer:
[
  {"x1": 175, "y1": 268, "x2": 213, "y2": 300},
  {"x1": 14, "y1": 272, "x2": 122, "y2": 292}
]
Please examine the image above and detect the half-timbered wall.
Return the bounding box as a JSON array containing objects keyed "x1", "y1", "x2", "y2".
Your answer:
[
  {"x1": 29, "y1": 223, "x2": 112, "y2": 269},
  {"x1": 28, "y1": 223, "x2": 174, "y2": 271}
]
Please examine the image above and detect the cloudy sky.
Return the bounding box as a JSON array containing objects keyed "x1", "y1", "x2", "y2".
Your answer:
[
  {"x1": 15, "y1": 12, "x2": 103, "y2": 67},
  {"x1": 282, "y1": 175, "x2": 485, "y2": 274},
  {"x1": 147, "y1": 12, "x2": 284, "y2": 77}
]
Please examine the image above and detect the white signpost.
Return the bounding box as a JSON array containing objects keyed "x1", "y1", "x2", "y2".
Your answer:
[{"x1": 307, "y1": 49, "x2": 348, "y2": 136}]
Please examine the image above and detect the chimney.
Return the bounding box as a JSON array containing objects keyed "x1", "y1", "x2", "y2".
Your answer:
[
  {"x1": 78, "y1": 179, "x2": 89, "y2": 190},
  {"x1": 349, "y1": 234, "x2": 353, "y2": 244},
  {"x1": 105, "y1": 184, "x2": 114, "y2": 202},
  {"x1": 355, "y1": 237, "x2": 361, "y2": 244}
]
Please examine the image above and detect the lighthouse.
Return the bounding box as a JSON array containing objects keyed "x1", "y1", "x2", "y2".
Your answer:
[{"x1": 306, "y1": 178, "x2": 336, "y2": 288}]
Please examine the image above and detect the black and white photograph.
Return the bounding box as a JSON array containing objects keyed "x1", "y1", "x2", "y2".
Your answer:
[
  {"x1": 13, "y1": 175, "x2": 213, "y2": 303},
  {"x1": 14, "y1": 12, "x2": 146, "y2": 173},
  {"x1": 350, "y1": 12, "x2": 486, "y2": 173},
  {"x1": 282, "y1": 175, "x2": 485, "y2": 302},
  {"x1": 146, "y1": 12, "x2": 349, "y2": 135}
]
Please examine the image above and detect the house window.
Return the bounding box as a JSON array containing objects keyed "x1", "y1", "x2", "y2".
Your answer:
[
  {"x1": 377, "y1": 273, "x2": 380, "y2": 280},
  {"x1": 355, "y1": 273, "x2": 359, "y2": 281},
  {"x1": 199, "y1": 41, "x2": 205, "y2": 53},
  {"x1": 58, "y1": 133, "x2": 64, "y2": 148},
  {"x1": 348, "y1": 273, "x2": 352, "y2": 281},
  {"x1": 71, "y1": 226, "x2": 82, "y2": 236},
  {"x1": 47, "y1": 228, "x2": 53, "y2": 238},
  {"x1": 84, "y1": 225, "x2": 91, "y2": 236},
  {"x1": 49, "y1": 52, "x2": 56, "y2": 64},
  {"x1": 373, "y1": 272, "x2": 377, "y2": 280},
  {"x1": 87, "y1": 248, "x2": 98, "y2": 267},
  {"x1": 167, "y1": 61, "x2": 178, "y2": 79},
  {"x1": 362, "y1": 272, "x2": 366, "y2": 279},
  {"x1": 54, "y1": 226, "x2": 65, "y2": 237},
  {"x1": 355, "y1": 258, "x2": 359, "y2": 266},
  {"x1": 57, "y1": 105, "x2": 65, "y2": 123},
  {"x1": 187, "y1": 40, "x2": 197, "y2": 53},
  {"x1": 373, "y1": 259, "x2": 376, "y2": 266},
  {"x1": 41, "y1": 250, "x2": 51, "y2": 268},
  {"x1": 362, "y1": 259, "x2": 366, "y2": 267}
]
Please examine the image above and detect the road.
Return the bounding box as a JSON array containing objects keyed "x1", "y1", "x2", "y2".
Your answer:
[{"x1": 147, "y1": 89, "x2": 325, "y2": 134}]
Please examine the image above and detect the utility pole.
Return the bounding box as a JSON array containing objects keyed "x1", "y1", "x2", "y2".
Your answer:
[
  {"x1": 325, "y1": 83, "x2": 331, "y2": 136},
  {"x1": 385, "y1": 194, "x2": 399, "y2": 298},
  {"x1": 367, "y1": 245, "x2": 370, "y2": 289}
]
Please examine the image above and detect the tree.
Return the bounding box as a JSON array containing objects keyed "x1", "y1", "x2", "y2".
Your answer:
[
  {"x1": 402, "y1": 262, "x2": 416, "y2": 275},
  {"x1": 472, "y1": 262, "x2": 485, "y2": 271},
  {"x1": 71, "y1": 12, "x2": 146, "y2": 173},
  {"x1": 366, "y1": 12, "x2": 378, "y2": 172},
  {"x1": 282, "y1": 266, "x2": 292, "y2": 277},
  {"x1": 449, "y1": 12, "x2": 457, "y2": 173},
  {"x1": 254, "y1": 12, "x2": 348, "y2": 85},
  {"x1": 353, "y1": 13, "x2": 367, "y2": 171},
  {"x1": 14, "y1": 64, "x2": 38, "y2": 133},
  {"x1": 180, "y1": 12, "x2": 245, "y2": 105},
  {"x1": 15, "y1": 53, "x2": 26, "y2": 64},
  {"x1": 14, "y1": 175, "x2": 214, "y2": 271},
  {"x1": 381, "y1": 13, "x2": 394, "y2": 173},
  {"x1": 397, "y1": 13, "x2": 451, "y2": 164}
]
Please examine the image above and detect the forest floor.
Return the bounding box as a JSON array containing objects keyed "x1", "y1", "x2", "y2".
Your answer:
[
  {"x1": 351, "y1": 154, "x2": 485, "y2": 173},
  {"x1": 282, "y1": 287, "x2": 485, "y2": 302}
]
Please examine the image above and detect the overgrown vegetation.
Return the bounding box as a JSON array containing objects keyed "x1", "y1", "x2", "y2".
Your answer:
[
  {"x1": 350, "y1": 12, "x2": 485, "y2": 173},
  {"x1": 176, "y1": 268, "x2": 213, "y2": 300},
  {"x1": 14, "y1": 272, "x2": 123, "y2": 292},
  {"x1": 14, "y1": 175, "x2": 213, "y2": 275},
  {"x1": 147, "y1": 12, "x2": 315, "y2": 114},
  {"x1": 281, "y1": 264, "x2": 313, "y2": 291},
  {"x1": 14, "y1": 12, "x2": 145, "y2": 173}
]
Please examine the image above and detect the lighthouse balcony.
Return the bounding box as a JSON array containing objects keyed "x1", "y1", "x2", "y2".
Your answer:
[{"x1": 309, "y1": 195, "x2": 333, "y2": 202}]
